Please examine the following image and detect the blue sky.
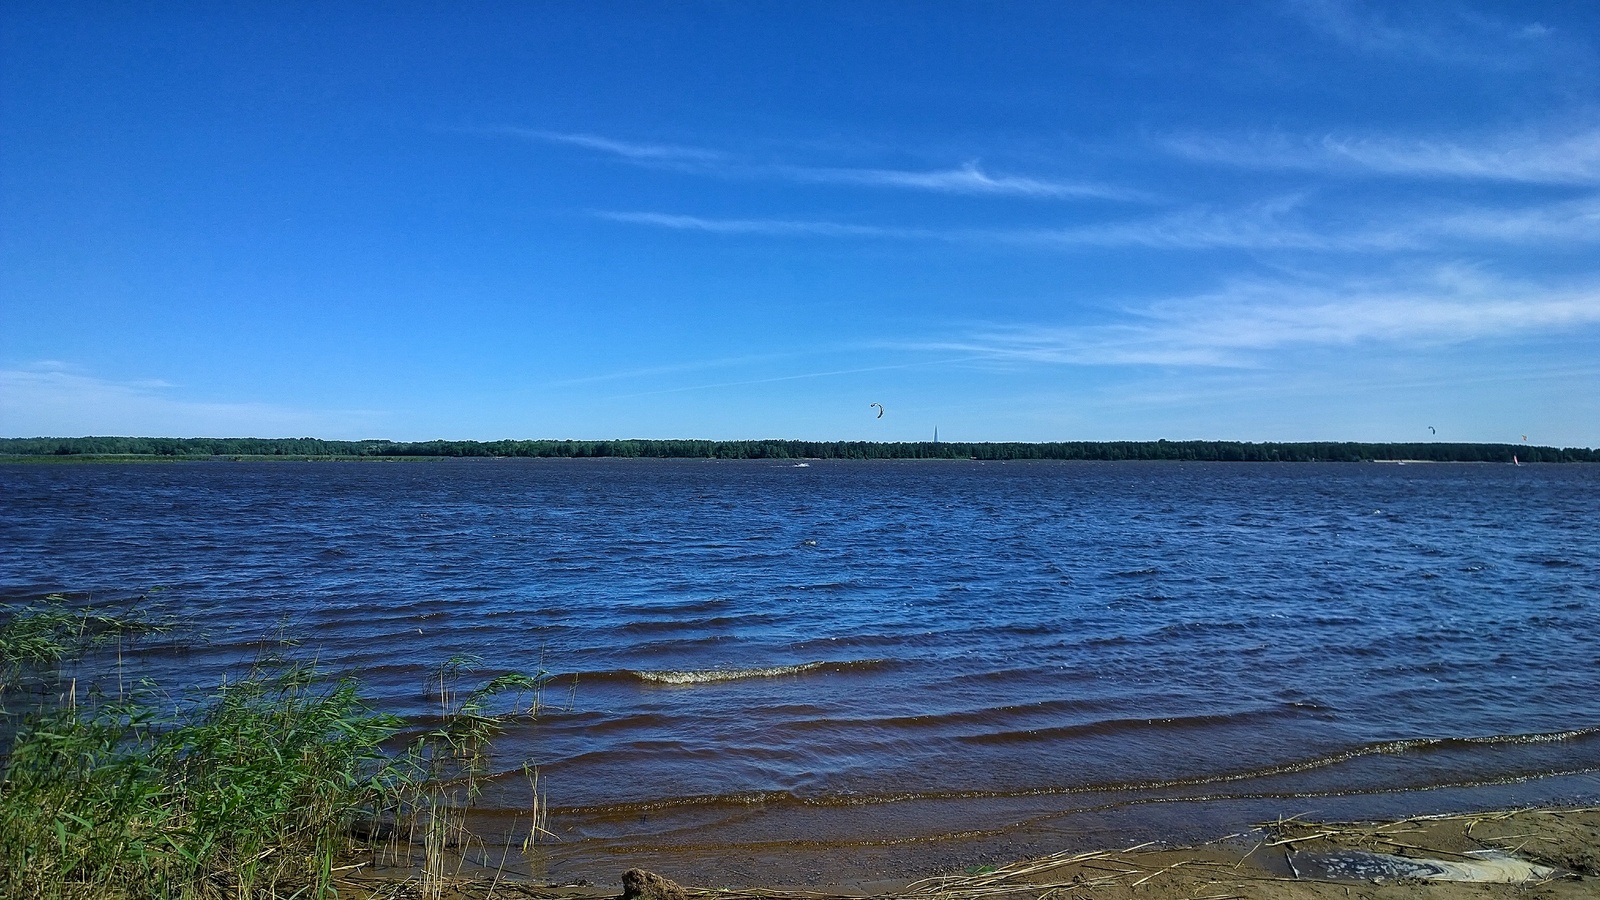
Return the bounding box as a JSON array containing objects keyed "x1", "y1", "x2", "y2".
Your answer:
[{"x1": 3, "y1": 1, "x2": 1598, "y2": 445}]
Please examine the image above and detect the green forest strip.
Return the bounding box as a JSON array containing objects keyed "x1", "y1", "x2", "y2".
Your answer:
[{"x1": 1, "y1": 436, "x2": 1594, "y2": 462}]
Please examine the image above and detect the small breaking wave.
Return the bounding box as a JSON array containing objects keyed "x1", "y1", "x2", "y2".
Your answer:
[
  {"x1": 1132, "y1": 724, "x2": 1600, "y2": 791},
  {"x1": 631, "y1": 659, "x2": 890, "y2": 685}
]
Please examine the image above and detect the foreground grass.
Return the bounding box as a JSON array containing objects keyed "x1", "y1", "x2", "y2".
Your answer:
[{"x1": 0, "y1": 595, "x2": 546, "y2": 900}]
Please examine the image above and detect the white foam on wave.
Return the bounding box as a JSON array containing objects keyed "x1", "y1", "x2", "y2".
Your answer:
[{"x1": 632, "y1": 660, "x2": 873, "y2": 685}]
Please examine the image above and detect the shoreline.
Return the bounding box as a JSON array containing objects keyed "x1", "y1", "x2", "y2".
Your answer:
[
  {"x1": 5, "y1": 436, "x2": 1594, "y2": 464},
  {"x1": 0, "y1": 455, "x2": 1581, "y2": 469},
  {"x1": 429, "y1": 768, "x2": 1600, "y2": 891},
  {"x1": 335, "y1": 804, "x2": 1600, "y2": 899}
]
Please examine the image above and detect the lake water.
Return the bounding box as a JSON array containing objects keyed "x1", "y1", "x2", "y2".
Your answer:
[{"x1": 2, "y1": 459, "x2": 1597, "y2": 886}]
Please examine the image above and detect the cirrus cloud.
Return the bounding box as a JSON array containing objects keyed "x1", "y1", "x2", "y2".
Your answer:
[
  {"x1": 909, "y1": 268, "x2": 1600, "y2": 368},
  {"x1": 0, "y1": 363, "x2": 383, "y2": 438}
]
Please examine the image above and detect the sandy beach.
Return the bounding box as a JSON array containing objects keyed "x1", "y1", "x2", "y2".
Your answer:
[{"x1": 334, "y1": 805, "x2": 1600, "y2": 899}]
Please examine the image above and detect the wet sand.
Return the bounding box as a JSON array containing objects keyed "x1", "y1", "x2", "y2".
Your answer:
[{"x1": 337, "y1": 805, "x2": 1600, "y2": 899}]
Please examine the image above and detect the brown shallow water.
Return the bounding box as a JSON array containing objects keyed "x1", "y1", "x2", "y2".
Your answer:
[
  {"x1": 448, "y1": 773, "x2": 1600, "y2": 888},
  {"x1": 342, "y1": 805, "x2": 1600, "y2": 898}
]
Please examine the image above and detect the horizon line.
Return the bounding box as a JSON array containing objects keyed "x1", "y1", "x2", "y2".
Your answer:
[{"x1": 0, "y1": 435, "x2": 1588, "y2": 451}]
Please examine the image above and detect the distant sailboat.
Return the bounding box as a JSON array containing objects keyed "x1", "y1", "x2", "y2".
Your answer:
[{"x1": 1513, "y1": 455, "x2": 1521, "y2": 466}]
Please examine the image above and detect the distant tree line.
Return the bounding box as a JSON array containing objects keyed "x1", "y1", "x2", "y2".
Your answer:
[{"x1": 1, "y1": 436, "x2": 1593, "y2": 462}]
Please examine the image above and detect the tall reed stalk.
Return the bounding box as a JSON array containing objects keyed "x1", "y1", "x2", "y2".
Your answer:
[{"x1": 389, "y1": 653, "x2": 549, "y2": 899}]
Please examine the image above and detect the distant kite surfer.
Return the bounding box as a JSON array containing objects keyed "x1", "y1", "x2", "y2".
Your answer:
[{"x1": 870, "y1": 403, "x2": 884, "y2": 419}]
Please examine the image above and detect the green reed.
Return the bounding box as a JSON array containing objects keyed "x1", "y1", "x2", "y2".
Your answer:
[
  {"x1": 400, "y1": 654, "x2": 552, "y2": 894},
  {"x1": 0, "y1": 596, "x2": 549, "y2": 900},
  {"x1": 0, "y1": 593, "x2": 171, "y2": 707}
]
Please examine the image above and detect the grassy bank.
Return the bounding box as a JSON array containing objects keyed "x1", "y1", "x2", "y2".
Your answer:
[{"x1": 0, "y1": 594, "x2": 547, "y2": 900}]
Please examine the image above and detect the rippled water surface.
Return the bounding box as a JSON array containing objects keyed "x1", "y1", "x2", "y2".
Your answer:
[{"x1": 3, "y1": 459, "x2": 1597, "y2": 883}]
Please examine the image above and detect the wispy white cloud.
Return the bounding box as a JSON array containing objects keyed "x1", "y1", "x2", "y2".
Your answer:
[
  {"x1": 0, "y1": 364, "x2": 383, "y2": 438},
  {"x1": 1428, "y1": 193, "x2": 1600, "y2": 243},
  {"x1": 769, "y1": 161, "x2": 1150, "y2": 201},
  {"x1": 593, "y1": 211, "x2": 939, "y2": 239},
  {"x1": 496, "y1": 127, "x2": 1140, "y2": 201},
  {"x1": 596, "y1": 203, "x2": 1341, "y2": 249},
  {"x1": 911, "y1": 268, "x2": 1600, "y2": 368},
  {"x1": 1034, "y1": 194, "x2": 1600, "y2": 250},
  {"x1": 598, "y1": 191, "x2": 1600, "y2": 252},
  {"x1": 1287, "y1": 0, "x2": 1558, "y2": 66},
  {"x1": 1167, "y1": 127, "x2": 1600, "y2": 185},
  {"x1": 1020, "y1": 196, "x2": 1379, "y2": 251},
  {"x1": 492, "y1": 128, "x2": 724, "y2": 163},
  {"x1": 1143, "y1": 271, "x2": 1600, "y2": 350}
]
